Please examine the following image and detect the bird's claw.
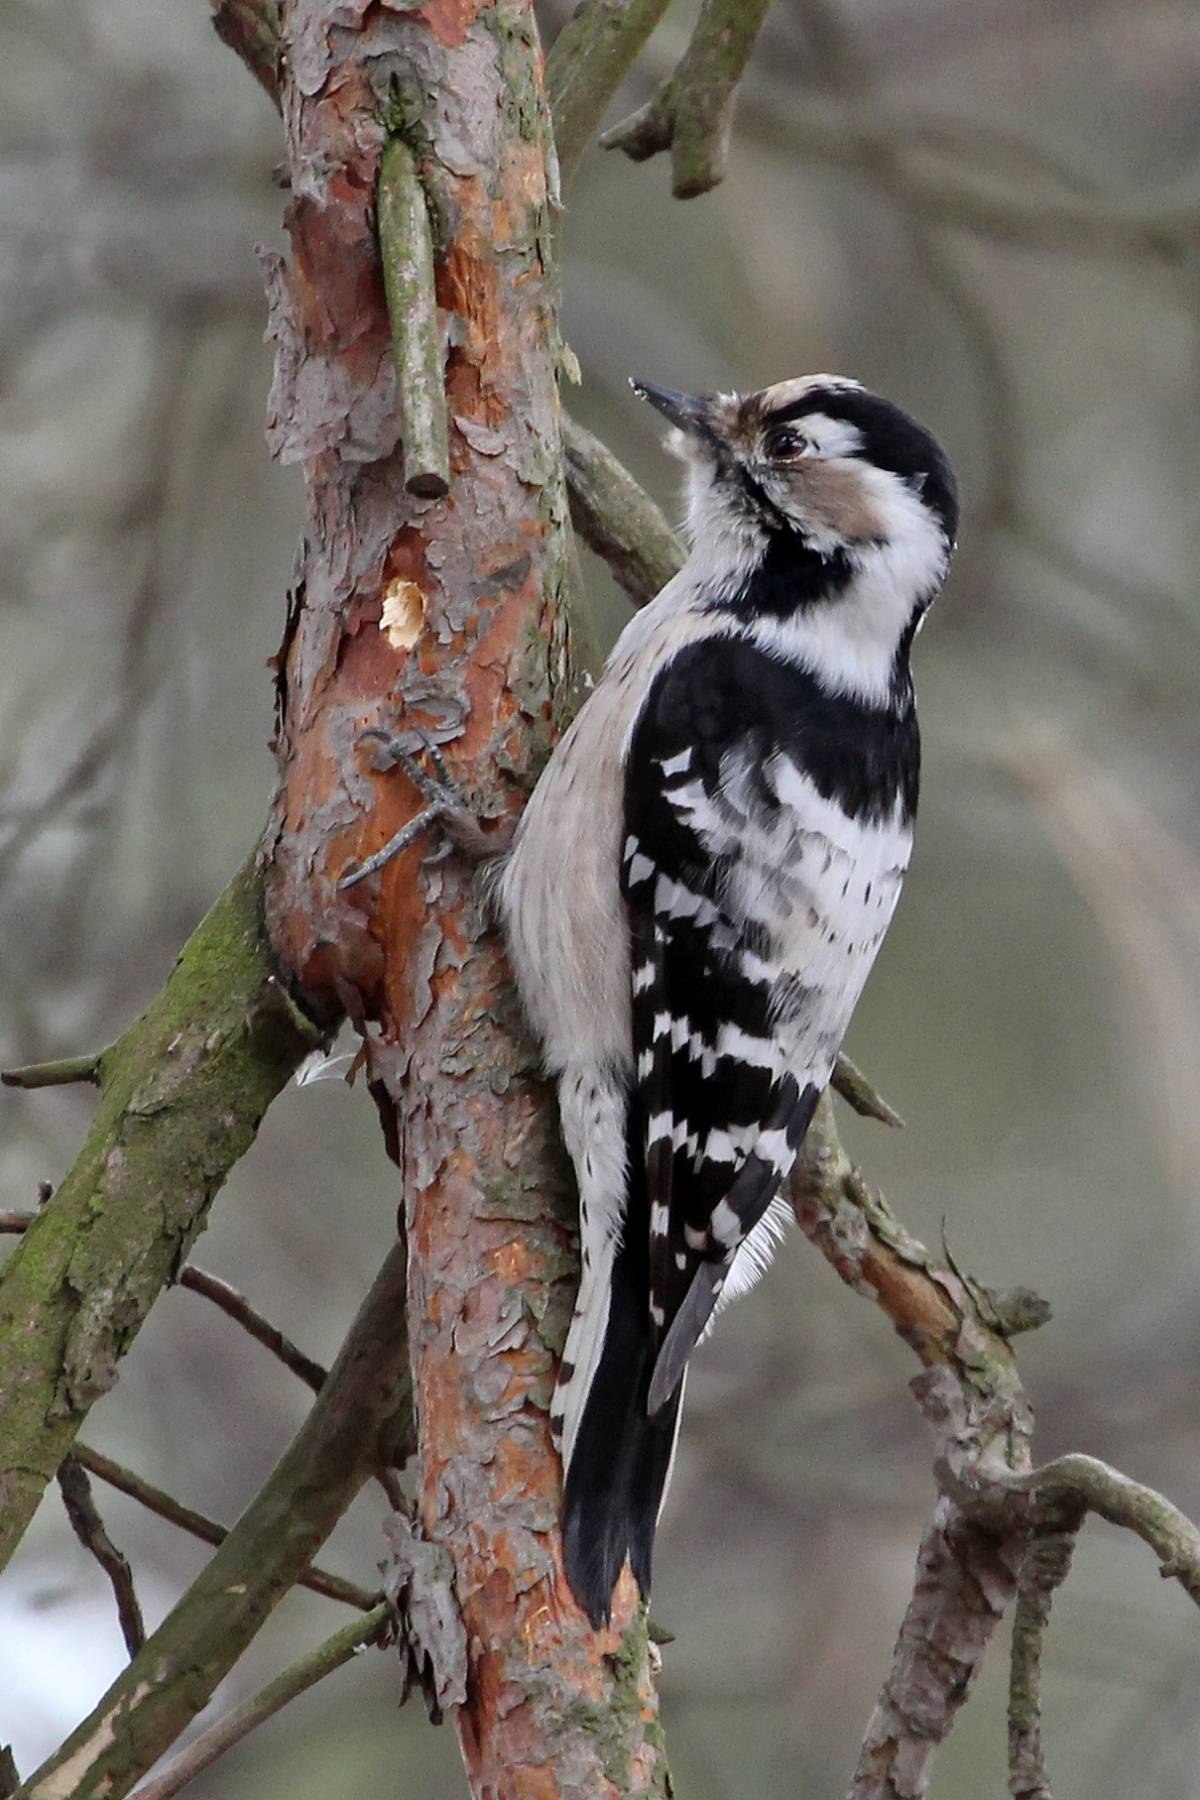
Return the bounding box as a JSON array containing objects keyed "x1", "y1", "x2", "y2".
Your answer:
[
  {"x1": 358, "y1": 727, "x2": 466, "y2": 808},
  {"x1": 339, "y1": 729, "x2": 498, "y2": 891}
]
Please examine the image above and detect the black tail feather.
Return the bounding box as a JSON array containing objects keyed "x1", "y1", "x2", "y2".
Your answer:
[{"x1": 561, "y1": 1223, "x2": 683, "y2": 1628}]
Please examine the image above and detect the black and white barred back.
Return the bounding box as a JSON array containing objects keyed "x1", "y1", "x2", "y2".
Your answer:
[{"x1": 498, "y1": 375, "x2": 958, "y2": 1627}]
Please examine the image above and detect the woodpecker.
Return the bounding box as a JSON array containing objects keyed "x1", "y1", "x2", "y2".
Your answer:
[{"x1": 496, "y1": 374, "x2": 958, "y2": 1627}]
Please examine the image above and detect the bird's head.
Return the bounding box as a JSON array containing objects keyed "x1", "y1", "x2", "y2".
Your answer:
[{"x1": 632, "y1": 374, "x2": 958, "y2": 641}]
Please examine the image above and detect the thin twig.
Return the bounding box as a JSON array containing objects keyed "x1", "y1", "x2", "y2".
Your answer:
[
  {"x1": 73, "y1": 1444, "x2": 379, "y2": 1614},
  {"x1": 179, "y1": 1270, "x2": 409, "y2": 1518},
  {"x1": 602, "y1": 0, "x2": 774, "y2": 197},
  {"x1": 3, "y1": 1216, "x2": 399, "y2": 1528},
  {"x1": 545, "y1": 0, "x2": 673, "y2": 196},
  {"x1": 128, "y1": 1602, "x2": 390, "y2": 1800},
  {"x1": 1008, "y1": 1501, "x2": 1083, "y2": 1800},
  {"x1": 790, "y1": 1092, "x2": 1200, "y2": 1795},
  {"x1": 830, "y1": 1052, "x2": 904, "y2": 1128},
  {"x1": 0, "y1": 1210, "x2": 331, "y2": 1397},
  {"x1": 57, "y1": 1455, "x2": 146, "y2": 1658},
  {"x1": 177, "y1": 1268, "x2": 329, "y2": 1393},
  {"x1": 1, "y1": 1053, "x2": 102, "y2": 1091},
  {"x1": 378, "y1": 138, "x2": 450, "y2": 499}
]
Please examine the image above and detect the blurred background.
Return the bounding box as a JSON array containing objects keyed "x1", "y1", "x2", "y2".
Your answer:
[{"x1": 3, "y1": 0, "x2": 1200, "y2": 1793}]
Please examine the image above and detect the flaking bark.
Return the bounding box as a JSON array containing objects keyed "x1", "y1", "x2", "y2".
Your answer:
[
  {"x1": 792, "y1": 1096, "x2": 1033, "y2": 1797},
  {"x1": 260, "y1": 4, "x2": 669, "y2": 1792}
]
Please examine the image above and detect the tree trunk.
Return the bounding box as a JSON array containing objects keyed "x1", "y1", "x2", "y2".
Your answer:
[{"x1": 261, "y1": 3, "x2": 669, "y2": 1792}]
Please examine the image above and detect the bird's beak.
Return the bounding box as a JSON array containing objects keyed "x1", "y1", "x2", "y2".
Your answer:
[{"x1": 630, "y1": 378, "x2": 718, "y2": 441}]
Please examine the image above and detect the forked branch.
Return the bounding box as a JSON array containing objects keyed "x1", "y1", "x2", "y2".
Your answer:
[
  {"x1": 602, "y1": 0, "x2": 775, "y2": 196},
  {"x1": 791, "y1": 1094, "x2": 1200, "y2": 1798}
]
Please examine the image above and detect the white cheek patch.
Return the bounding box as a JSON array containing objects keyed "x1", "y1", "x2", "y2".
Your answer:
[{"x1": 743, "y1": 466, "x2": 948, "y2": 706}]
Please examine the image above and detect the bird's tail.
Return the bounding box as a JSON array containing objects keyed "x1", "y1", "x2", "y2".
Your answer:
[{"x1": 556, "y1": 1221, "x2": 683, "y2": 1629}]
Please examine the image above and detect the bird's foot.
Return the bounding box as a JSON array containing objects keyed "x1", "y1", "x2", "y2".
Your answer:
[{"x1": 339, "y1": 729, "x2": 504, "y2": 891}]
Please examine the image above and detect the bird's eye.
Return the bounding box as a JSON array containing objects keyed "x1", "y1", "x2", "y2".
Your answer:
[{"x1": 762, "y1": 425, "x2": 811, "y2": 460}]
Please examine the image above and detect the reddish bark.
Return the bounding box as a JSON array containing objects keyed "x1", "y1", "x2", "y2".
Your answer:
[{"x1": 262, "y1": 3, "x2": 668, "y2": 1792}]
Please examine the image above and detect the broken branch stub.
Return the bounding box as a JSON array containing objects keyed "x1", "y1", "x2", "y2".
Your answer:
[{"x1": 378, "y1": 137, "x2": 450, "y2": 500}]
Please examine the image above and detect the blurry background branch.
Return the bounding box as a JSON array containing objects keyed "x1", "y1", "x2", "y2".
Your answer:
[
  {"x1": 71, "y1": 1439, "x2": 381, "y2": 1613},
  {"x1": 603, "y1": 0, "x2": 774, "y2": 196},
  {"x1": 546, "y1": 0, "x2": 673, "y2": 195}
]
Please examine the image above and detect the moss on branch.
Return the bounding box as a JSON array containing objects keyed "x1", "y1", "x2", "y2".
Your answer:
[{"x1": 0, "y1": 854, "x2": 322, "y2": 1574}]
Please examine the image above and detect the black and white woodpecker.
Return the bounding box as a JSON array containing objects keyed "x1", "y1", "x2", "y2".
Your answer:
[{"x1": 495, "y1": 374, "x2": 958, "y2": 1627}]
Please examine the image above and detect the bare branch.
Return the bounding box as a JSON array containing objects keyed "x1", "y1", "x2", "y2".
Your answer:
[
  {"x1": 602, "y1": 0, "x2": 774, "y2": 197},
  {"x1": 829, "y1": 1052, "x2": 904, "y2": 1128},
  {"x1": 849, "y1": 1499, "x2": 1023, "y2": 1800},
  {"x1": 73, "y1": 1443, "x2": 378, "y2": 1614},
  {"x1": 1, "y1": 1054, "x2": 102, "y2": 1091},
  {"x1": 177, "y1": 1267, "x2": 328, "y2": 1394},
  {"x1": 792, "y1": 1093, "x2": 1200, "y2": 1794},
  {"x1": 57, "y1": 1455, "x2": 146, "y2": 1659},
  {"x1": 545, "y1": 0, "x2": 672, "y2": 196},
  {"x1": 210, "y1": 0, "x2": 283, "y2": 108},
  {"x1": 792, "y1": 1096, "x2": 1033, "y2": 1796},
  {"x1": 562, "y1": 413, "x2": 684, "y2": 604},
  {"x1": 1007, "y1": 1501, "x2": 1082, "y2": 1800},
  {"x1": 378, "y1": 138, "x2": 450, "y2": 500},
  {"x1": 22, "y1": 1237, "x2": 412, "y2": 1798},
  {"x1": 128, "y1": 1603, "x2": 390, "y2": 1800},
  {"x1": 983, "y1": 1456, "x2": 1200, "y2": 1608}
]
